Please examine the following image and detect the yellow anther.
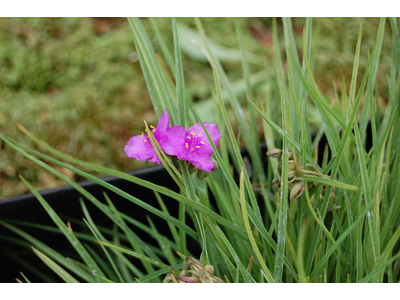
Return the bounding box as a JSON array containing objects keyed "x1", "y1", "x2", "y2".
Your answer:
[
  {"x1": 191, "y1": 132, "x2": 195, "y2": 136},
  {"x1": 150, "y1": 125, "x2": 155, "y2": 129},
  {"x1": 196, "y1": 146, "x2": 200, "y2": 149},
  {"x1": 141, "y1": 133, "x2": 144, "y2": 138},
  {"x1": 185, "y1": 143, "x2": 188, "y2": 148},
  {"x1": 144, "y1": 140, "x2": 147, "y2": 142},
  {"x1": 152, "y1": 129, "x2": 156, "y2": 132},
  {"x1": 187, "y1": 136, "x2": 191, "y2": 139},
  {"x1": 199, "y1": 134, "x2": 201, "y2": 137},
  {"x1": 200, "y1": 141, "x2": 205, "y2": 145}
]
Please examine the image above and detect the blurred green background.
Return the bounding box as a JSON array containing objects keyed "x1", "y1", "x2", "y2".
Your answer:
[{"x1": 0, "y1": 17, "x2": 392, "y2": 199}]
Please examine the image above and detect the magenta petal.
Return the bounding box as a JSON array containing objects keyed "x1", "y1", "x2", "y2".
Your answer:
[
  {"x1": 124, "y1": 135, "x2": 161, "y2": 164},
  {"x1": 161, "y1": 125, "x2": 187, "y2": 157},
  {"x1": 188, "y1": 122, "x2": 221, "y2": 152},
  {"x1": 124, "y1": 109, "x2": 172, "y2": 165},
  {"x1": 181, "y1": 152, "x2": 215, "y2": 172},
  {"x1": 154, "y1": 109, "x2": 170, "y2": 140}
]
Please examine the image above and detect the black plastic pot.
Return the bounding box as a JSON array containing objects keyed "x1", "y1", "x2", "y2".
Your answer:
[{"x1": 0, "y1": 165, "x2": 181, "y2": 283}]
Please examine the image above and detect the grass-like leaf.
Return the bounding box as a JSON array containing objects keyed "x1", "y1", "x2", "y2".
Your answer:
[
  {"x1": 239, "y1": 168, "x2": 274, "y2": 283},
  {"x1": 96, "y1": 241, "x2": 172, "y2": 272},
  {"x1": 20, "y1": 272, "x2": 31, "y2": 283},
  {"x1": 18, "y1": 175, "x2": 106, "y2": 282},
  {"x1": 0, "y1": 220, "x2": 95, "y2": 282},
  {"x1": 301, "y1": 175, "x2": 358, "y2": 191},
  {"x1": 32, "y1": 248, "x2": 79, "y2": 283},
  {"x1": 273, "y1": 76, "x2": 290, "y2": 283}
]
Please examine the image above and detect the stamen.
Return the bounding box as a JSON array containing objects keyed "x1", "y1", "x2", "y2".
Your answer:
[
  {"x1": 191, "y1": 132, "x2": 195, "y2": 136},
  {"x1": 141, "y1": 133, "x2": 144, "y2": 138},
  {"x1": 200, "y1": 141, "x2": 205, "y2": 144},
  {"x1": 144, "y1": 140, "x2": 147, "y2": 142},
  {"x1": 150, "y1": 125, "x2": 155, "y2": 129},
  {"x1": 187, "y1": 136, "x2": 191, "y2": 139},
  {"x1": 198, "y1": 134, "x2": 201, "y2": 137},
  {"x1": 196, "y1": 146, "x2": 200, "y2": 149},
  {"x1": 185, "y1": 143, "x2": 188, "y2": 148},
  {"x1": 152, "y1": 129, "x2": 156, "y2": 132}
]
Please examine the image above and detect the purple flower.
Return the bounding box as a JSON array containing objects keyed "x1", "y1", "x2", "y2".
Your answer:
[
  {"x1": 124, "y1": 109, "x2": 171, "y2": 164},
  {"x1": 162, "y1": 122, "x2": 221, "y2": 172},
  {"x1": 124, "y1": 109, "x2": 220, "y2": 172}
]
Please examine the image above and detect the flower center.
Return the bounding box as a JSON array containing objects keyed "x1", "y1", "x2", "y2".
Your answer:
[
  {"x1": 141, "y1": 125, "x2": 156, "y2": 142},
  {"x1": 185, "y1": 131, "x2": 205, "y2": 152}
]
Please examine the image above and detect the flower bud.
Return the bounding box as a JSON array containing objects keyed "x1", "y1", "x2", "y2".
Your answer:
[
  {"x1": 211, "y1": 158, "x2": 219, "y2": 172},
  {"x1": 188, "y1": 162, "x2": 198, "y2": 174},
  {"x1": 288, "y1": 170, "x2": 296, "y2": 181},
  {"x1": 163, "y1": 273, "x2": 177, "y2": 283},
  {"x1": 165, "y1": 256, "x2": 225, "y2": 283},
  {"x1": 197, "y1": 170, "x2": 208, "y2": 179},
  {"x1": 272, "y1": 179, "x2": 281, "y2": 192},
  {"x1": 177, "y1": 276, "x2": 200, "y2": 283},
  {"x1": 288, "y1": 151, "x2": 295, "y2": 161},
  {"x1": 266, "y1": 148, "x2": 283, "y2": 158},
  {"x1": 183, "y1": 257, "x2": 202, "y2": 269},
  {"x1": 290, "y1": 182, "x2": 305, "y2": 201},
  {"x1": 204, "y1": 265, "x2": 214, "y2": 275},
  {"x1": 288, "y1": 160, "x2": 296, "y2": 170}
]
